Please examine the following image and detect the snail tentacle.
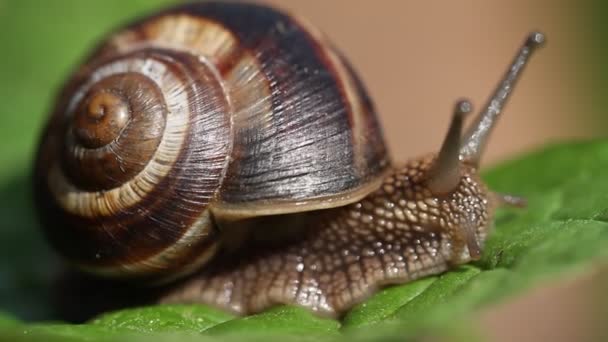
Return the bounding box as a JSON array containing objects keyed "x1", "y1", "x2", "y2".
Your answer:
[
  {"x1": 460, "y1": 32, "x2": 545, "y2": 165},
  {"x1": 427, "y1": 99, "x2": 471, "y2": 195}
]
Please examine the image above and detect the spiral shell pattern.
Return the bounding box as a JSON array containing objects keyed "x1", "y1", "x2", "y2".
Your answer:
[{"x1": 36, "y1": 45, "x2": 232, "y2": 280}]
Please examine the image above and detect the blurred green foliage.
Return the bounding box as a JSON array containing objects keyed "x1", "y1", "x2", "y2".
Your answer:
[{"x1": 0, "y1": 0, "x2": 607, "y2": 341}]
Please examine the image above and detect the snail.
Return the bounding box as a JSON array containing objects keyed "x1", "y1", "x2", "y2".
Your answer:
[{"x1": 33, "y1": 1, "x2": 545, "y2": 317}]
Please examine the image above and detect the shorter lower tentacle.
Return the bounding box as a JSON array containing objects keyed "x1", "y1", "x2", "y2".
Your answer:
[{"x1": 493, "y1": 192, "x2": 527, "y2": 208}]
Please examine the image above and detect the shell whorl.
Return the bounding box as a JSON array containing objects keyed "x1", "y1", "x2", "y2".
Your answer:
[
  {"x1": 34, "y1": 2, "x2": 390, "y2": 280},
  {"x1": 37, "y1": 45, "x2": 233, "y2": 279}
]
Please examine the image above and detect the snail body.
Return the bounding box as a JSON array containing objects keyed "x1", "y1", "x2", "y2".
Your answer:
[{"x1": 34, "y1": 2, "x2": 544, "y2": 317}]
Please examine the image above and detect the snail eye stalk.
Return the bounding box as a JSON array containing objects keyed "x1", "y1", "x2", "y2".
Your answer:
[
  {"x1": 460, "y1": 32, "x2": 545, "y2": 166},
  {"x1": 428, "y1": 100, "x2": 471, "y2": 195}
]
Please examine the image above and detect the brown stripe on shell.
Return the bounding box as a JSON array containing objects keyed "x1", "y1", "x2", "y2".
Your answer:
[
  {"x1": 35, "y1": 48, "x2": 233, "y2": 279},
  {"x1": 87, "y1": 213, "x2": 221, "y2": 283}
]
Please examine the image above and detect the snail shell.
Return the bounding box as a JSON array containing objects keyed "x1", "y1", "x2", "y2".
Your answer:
[{"x1": 34, "y1": 2, "x2": 389, "y2": 281}]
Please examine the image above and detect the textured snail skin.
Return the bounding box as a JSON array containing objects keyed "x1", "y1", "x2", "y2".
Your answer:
[{"x1": 161, "y1": 156, "x2": 494, "y2": 316}]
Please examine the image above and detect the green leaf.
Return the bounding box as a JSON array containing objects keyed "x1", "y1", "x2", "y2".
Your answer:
[
  {"x1": 1, "y1": 0, "x2": 607, "y2": 341},
  {"x1": 91, "y1": 304, "x2": 235, "y2": 334},
  {"x1": 0, "y1": 311, "x2": 21, "y2": 329},
  {"x1": 342, "y1": 277, "x2": 437, "y2": 328},
  {"x1": 205, "y1": 306, "x2": 340, "y2": 338}
]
